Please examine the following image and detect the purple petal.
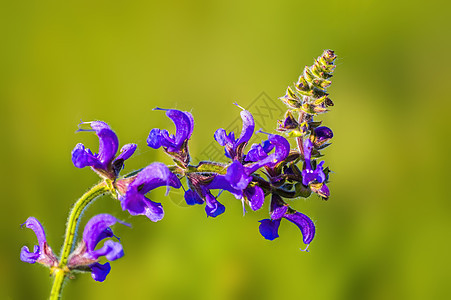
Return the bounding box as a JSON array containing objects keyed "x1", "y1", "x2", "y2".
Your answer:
[
  {"x1": 214, "y1": 128, "x2": 234, "y2": 147},
  {"x1": 20, "y1": 245, "x2": 40, "y2": 264},
  {"x1": 270, "y1": 204, "x2": 288, "y2": 220},
  {"x1": 71, "y1": 143, "x2": 102, "y2": 169},
  {"x1": 22, "y1": 217, "x2": 47, "y2": 247},
  {"x1": 147, "y1": 128, "x2": 163, "y2": 149},
  {"x1": 302, "y1": 161, "x2": 326, "y2": 186},
  {"x1": 243, "y1": 185, "x2": 264, "y2": 211},
  {"x1": 303, "y1": 139, "x2": 314, "y2": 162},
  {"x1": 315, "y1": 161, "x2": 326, "y2": 183},
  {"x1": 248, "y1": 134, "x2": 290, "y2": 172},
  {"x1": 269, "y1": 193, "x2": 288, "y2": 220},
  {"x1": 90, "y1": 240, "x2": 124, "y2": 261},
  {"x1": 165, "y1": 109, "x2": 194, "y2": 151},
  {"x1": 184, "y1": 189, "x2": 204, "y2": 205},
  {"x1": 283, "y1": 212, "x2": 316, "y2": 245},
  {"x1": 225, "y1": 160, "x2": 252, "y2": 190},
  {"x1": 150, "y1": 108, "x2": 194, "y2": 152},
  {"x1": 90, "y1": 262, "x2": 111, "y2": 282},
  {"x1": 204, "y1": 192, "x2": 225, "y2": 217},
  {"x1": 90, "y1": 121, "x2": 119, "y2": 168},
  {"x1": 83, "y1": 214, "x2": 122, "y2": 252},
  {"x1": 120, "y1": 192, "x2": 165, "y2": 222},
  {"x1": 258, "y1": 219, "x2": 281, "y2": 240},
  {"x1": 235, "y1": 109, "x2": 255, "y2": 146},
  {"x1": 116, "y1": 143, "x2": 137, "y2": 161},
  {"x1": 207, "y1": 175, "x2": 243, "y2": 199},
  {"x1": 129, "y1": 162, "x2": 182, "y2": 195},
  {"x1": 245, "y1": 140, "x2": 274, "y2": 162}
]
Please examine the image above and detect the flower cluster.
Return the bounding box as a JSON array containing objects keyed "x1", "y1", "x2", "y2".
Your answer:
[
  {"x1": 21, "y1": 214, "x2": 128, "y2": 282},
  {"x1": 20, "y1": 50, "x2": 336, "y2": 298}
]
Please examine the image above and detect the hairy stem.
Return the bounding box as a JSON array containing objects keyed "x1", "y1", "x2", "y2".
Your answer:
[{"x1": 49, "y1": 181, "x2": 111, "y2": 300}]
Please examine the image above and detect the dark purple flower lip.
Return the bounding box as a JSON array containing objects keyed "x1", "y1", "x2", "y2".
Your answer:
[{"x1": 72, "y1": 121, "x2": 136, "y2": 179}]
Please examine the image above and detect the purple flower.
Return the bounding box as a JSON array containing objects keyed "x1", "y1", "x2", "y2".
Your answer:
[
  {"x1": 185, "y1": 133, "x2": 290, "y2": 217},
  {"x1": 214, "y1": 104, "x2": 254, "y2": 160},
  {"x1": 118, "y1": 162, "x2": 182, "y2": 222},
  {"x1": 259, "y1": 194, "x2": 315, "y2": 250},
  {"x1": 301, "y1": 138, "x2": 330, "y2": 199},
  {"x1": 20, "y1": 217, "x2": 58, "y2": 268},
  {"x1": 301, "y1": 139, "x2": 326, "y2": 186},
  {"x1": 147, "y1": 108, "x2": 194, "y2": 166},
  {"x1": 72, "y1": 121, "x2": 137, "y2": 180},
  {"x1": 183, "y1": 183, "x2": 226, "y2": 218},
  {"x1": 68, "y1": 214, "x2": 129, "y2": 282}
]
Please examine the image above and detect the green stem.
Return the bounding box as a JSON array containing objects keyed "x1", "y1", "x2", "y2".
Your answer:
[
  {"x1": 49, "y1": 181, "x2": 111, "y2": 300},
  {"x1": 49, "y1": 268, "x2": 66, "y2": 300}
]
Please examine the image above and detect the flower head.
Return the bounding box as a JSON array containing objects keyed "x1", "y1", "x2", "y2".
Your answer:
[
  {"x1": 312, "y1": 126, "x2": 333, "y2": 148},
  {"x1": 68, "y1": 214, "x2": 129, "y2": 282},
  {"x1": 147, "y1": 108, "x2": 194, "y2": 166},
  {"x1": 118, "y1": 162, "x2": 182, "y2": 222},
  {"x1": 20, "y1": 217, "x2": 58, "y2": 267},
  {"x1": 258, "y1": 194, "x2": 315, "y2": 250},
  {"x1": 72, "y1": 121, "x2": 137, "y2": 180},
  {"x1": 214, "y1": 104, "x2": 254, "y2": 161}
]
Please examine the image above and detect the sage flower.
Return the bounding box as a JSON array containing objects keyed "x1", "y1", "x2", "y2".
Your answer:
[{"x1": 72, "y1": 121, "x2": 137, "y2": 180}]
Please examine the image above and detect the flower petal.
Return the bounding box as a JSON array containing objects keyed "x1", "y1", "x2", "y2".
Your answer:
[
  {"x1": 90, "y1": 240, "x2": 124, "y2": 261},
  {"x1": 184, "y1": 189, "x2": 204, "y2": 205},
  {"x1": 303, "y1": 139, "x2": 314, "y2": 162},
  {"x1": 120, "y1": 192, "x2": 165, "y2": 222},
  {"x1": 283, "y1": 212, "x2": 316, "y2": 245},
  {"x1": 165, "y1": 109, "x2": 194, "y2": 151},
  {"x1": 214, "y1": 128, "x2": 232, "y2": 147},
  {"x1": 22, "y1": 217, "x2": 47, "y2": 248},
  {"x1": 235, "y1": 109, "x2": 255, "y2": 146},
  {"x1": 258, "y1": 219, "x2": 281, "y2": 240},
  {"x1": 90, "y1": 121, "x2": 119, "y2": 168},
  {"x1": 247, "y1": 134, "x2": 290, "y2": 172},
  {"x1": 243, "y1": 185, "x2": 264, "y2": 211},
  {"x1": 204, "y1": 192, "x2": 225, "y2": 217},
  {"x1": 225, "y1": 160, "x2": 252, "y2": 190},
  {"x1": 147, "y1": 128, "x2": 163, "y2": 149},
  {"x1": 90, "y1": 262, "x2": 111, "y2": 282},
  {"x1": 115, "y1": 143, "x2": 137, "y2": 161},
  {"x1": 149, "y1": 108, "x2": 194, "y2": 152},
  {"x1": 83, "y1": 214, "x2": 122, "y2": 252},
  {"x1": 71, "y1": 143, "x2": 102, "y2": 169},
  {"x1": 20, "y1": 245, "x2": 40, "y2": 264},
  {"x1": 129, "y1": 162, "x2": 182, "y2": 195},
  {"x1": 245, "y1": 140, "x2": 273, "y2": 162}
]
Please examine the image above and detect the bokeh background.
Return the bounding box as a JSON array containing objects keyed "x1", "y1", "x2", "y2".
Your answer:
[{"x1": 1, "y1": 0, "x2": 450, "y2": 299}]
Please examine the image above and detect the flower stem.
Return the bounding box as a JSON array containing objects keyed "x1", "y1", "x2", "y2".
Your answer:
[
  {"x1": 49, "y1": 181, "x2": 111, "y2": 300},
  {"x1": 49, "y1": 268, "x2": 66, "y2": 300}
]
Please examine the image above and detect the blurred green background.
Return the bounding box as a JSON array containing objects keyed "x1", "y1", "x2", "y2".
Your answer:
[{"x1": 1, "y1": 0, "x2": 449, "y2": 299}]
